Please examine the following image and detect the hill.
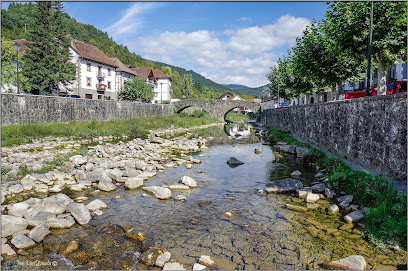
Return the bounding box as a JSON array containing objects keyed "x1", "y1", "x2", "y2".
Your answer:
[
  {"x1": 223, "y1": 84, "x2": 250, "y2": 90},
  {"x1": 1, "y1": 2, "x2": 228, "y2": 96},
  {"x1": 153, "y1": 61, "x2": 229, "y2": 92},
  {"x1": 231, "y1": 85, "x2": 270, "y2": 98}
]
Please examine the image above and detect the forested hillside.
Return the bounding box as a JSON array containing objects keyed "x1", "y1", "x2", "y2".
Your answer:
[{"x1": 1, "y1": 2, "x2": 231, "y2": 98}]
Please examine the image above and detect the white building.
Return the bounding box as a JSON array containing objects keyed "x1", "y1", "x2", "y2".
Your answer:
[
  {"x1": 152, "y1": 70, "x2": 172, "y2": 103},
  {"x1": 69, "y1": 39, "x2": 119, "y2": 100},
  {"x1": 109, "y1": 57, "x2": 137, "y2": 94}
]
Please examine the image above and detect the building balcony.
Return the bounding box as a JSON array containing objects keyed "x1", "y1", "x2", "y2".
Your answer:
[
  {"x1": 96, "y1": 71, "x2": 106, "y2": 80},
  {"x1": 96, "y1": 84, "x2": 106, "y2": 91}
]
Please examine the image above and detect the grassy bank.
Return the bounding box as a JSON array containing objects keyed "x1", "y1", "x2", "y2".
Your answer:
[
  {"x1": 1, "y1": 113, "x2": 221, "y2": 147},
  {"x1": 267, "y1": 126, "x2": 407, "y2": 250},
  {"x1": 225, "y1": 112, "x2": 250, "y2": 122}
]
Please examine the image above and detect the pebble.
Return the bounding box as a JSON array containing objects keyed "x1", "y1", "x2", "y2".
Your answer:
[
  {"x1": 199, "y1": 255, "x2": 215, "y2": 267},
  {"x1": 224, "y1": 212, "x2": 233, "y2": 218},
  {"x1": 61, "y1": 240, "x2": 79, "y2": 256},
  {"x1": 163, "y1": 262, "x2": 186, "y2": 270},
  {"x1": 328, "y1": 204, "x2": 340, "y2": 215}
]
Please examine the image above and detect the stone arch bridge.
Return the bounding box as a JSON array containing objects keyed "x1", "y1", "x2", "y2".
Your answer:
[{"x1": 173, "y1": 99, "x2": 261, "y2": 120}]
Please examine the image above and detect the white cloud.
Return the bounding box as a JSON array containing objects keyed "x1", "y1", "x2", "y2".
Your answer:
[
  {"x1": 105, "y1": 2, "x2": 161, "y2": 39},
  {"x1": 228, "y1": 14, "x2": 310, "y2": 55},
  {"x1": 137, "y1": 30, "x2": 227, "y2": 68},
  {"x1": 238, "y1": 17, "x2": 252, "y2": 23},
  {"x1": 126, "y1": 14, "x2": 309, "y2": 88}
]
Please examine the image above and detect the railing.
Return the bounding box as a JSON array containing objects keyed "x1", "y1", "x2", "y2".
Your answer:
[{"x1": 96, "y1": 71, "x2": 106, "y2": 79}]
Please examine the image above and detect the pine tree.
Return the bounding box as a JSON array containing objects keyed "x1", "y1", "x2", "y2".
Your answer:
[{"x1": 23, "y1": 1, "x2": 75, "y2": 95}]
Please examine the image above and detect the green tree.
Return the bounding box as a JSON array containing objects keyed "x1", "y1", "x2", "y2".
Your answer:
[
  {"x1": 120, "y1": 77, "x2": 154, "y2": 102},
  {"x1": 1, "y1": 38, "x2": 20, "y2": 92},
  {"x1": 161, "y1": 66, "x2": 172, "y2": 76},
  {"x1": 22, "y1": 1, "x2": 75, "y2": 95},
  {"x1": 324, "y1": 1, "x2": 407, "y2": 95}
]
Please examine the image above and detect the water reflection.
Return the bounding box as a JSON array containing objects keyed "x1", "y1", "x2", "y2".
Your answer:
[{"x1": 224, "y1": 123, "x2": 253, "y2": 138}]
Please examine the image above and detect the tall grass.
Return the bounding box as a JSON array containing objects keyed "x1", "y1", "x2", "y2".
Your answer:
[
  {"x1": 1, "y1": 114, "x2": 221, "y2": 147},
  {"x1": 225, "y1": 112, "x2": 250, "y2": 122}
]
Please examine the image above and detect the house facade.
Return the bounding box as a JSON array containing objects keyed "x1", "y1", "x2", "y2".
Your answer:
[
  {"x1": 109, "y1": 57, "x2": 137, "y2": 95},
  {"x1": 130, "y1": 67, "x2": 157, "y2": 88},
  {"x1": 69, "y1": 39, "x2": 119, "y2": 100},
  {"x1": 152, "y1": 70, "x2": 172, "y2": 103}
]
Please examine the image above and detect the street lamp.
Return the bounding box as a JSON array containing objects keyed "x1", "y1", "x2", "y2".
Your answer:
[
  {"x1": 13, "y1": 42, "x2": 21, "y2": 94},
  {"x1": 160, "y1": 82, "x2": 163, "y2": 104}
]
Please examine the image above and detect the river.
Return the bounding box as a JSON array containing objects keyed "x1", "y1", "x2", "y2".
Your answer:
[{"x1": 2, "y1": 122, "x2": 406, "y2": 270}]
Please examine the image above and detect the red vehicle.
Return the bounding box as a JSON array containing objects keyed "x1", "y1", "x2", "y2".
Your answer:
[
  {"x1": 339, "y1": 79, "x2": 407, "y2": 100},
  {"x1": 371, "y1": 80, "x2": 407, "y2": 96}
]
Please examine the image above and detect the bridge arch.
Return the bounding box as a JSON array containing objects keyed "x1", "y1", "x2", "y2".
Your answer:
[{"x1": 173, "y1": 99, "x2": 261, "y2": 121}]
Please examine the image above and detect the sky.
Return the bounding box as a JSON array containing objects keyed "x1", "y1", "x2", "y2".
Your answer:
[{"x1": 1, "y1": 1, "x2": 329, "y2": 88}]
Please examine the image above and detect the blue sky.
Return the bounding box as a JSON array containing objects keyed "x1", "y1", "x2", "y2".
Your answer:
[{"x1": 2, "y1": 1, "x2": 329, "y2": 87}]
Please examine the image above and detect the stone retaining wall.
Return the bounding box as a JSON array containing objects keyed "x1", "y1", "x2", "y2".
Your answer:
[
  {"x1": 1, "y1": 94, "x2": 173, "y2": 126},
  {"x1": 261, "y1": 93, "x2": 407, "y2": 182}
]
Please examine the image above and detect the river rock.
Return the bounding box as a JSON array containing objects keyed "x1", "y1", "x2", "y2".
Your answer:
[
  {"x1": 339, "y1": 200, "x2": 351, "y2": 209},
  {"x1": 26, "y1": 212, "x2": 55, "y2": 227},
  {"x1": 199, "y1": 255, "x2": 215, "y2": 267},
  {"x1": 140, "y1": 247, "x2": 161, "y2": 266},
  {"x1": 193, "y1": 263, "x2": 207, "y2": 270},
  {"x1": 180, "y1": 176, "x2": 197, "y2": 188},
  {"x1": 254, "y1": 148, "x2": 262, "y2": 154},
  {"x1": 325, "y1": 188, "x2": 336, "y2": 199},
  {"x1": 20, "y1": 175, "x2": 36, "y2": 190},
  {"x1": 296, "y1": 146, "x2": 309, "y2": 158},
  {"x1": 163, "y1": 262, "x2": 186, "y2": 270},
  {"x1": 88, "y1": 168, "x2": 112, "y2": 182},
  {"x1": 27, "y1": 223, "x2": 51, "y2": 242},
  {"x1": 328, "y1": 204, "x2": 340, "y2": 215},
  {"x1": 337, "y1": 195, "x2": 353, "y2": 203},
  {"x1": 155, "y1": 251, "x2": 171, "y2": 267},
  {"x1": 61, "y1": 240, "x2": 79, "y2": 256},
  {"x1": 305, "y1": 193, "x2": 320, "y2": 203},
  {"x1": 185, "y1": 164, "x2": 193, "y2": 169},
  {"x1": 135, "y1": 160, "x2": 148, "y2": 171},
  {"x1": 344, "y1": 210, "x2": 365, "y2": 223},
  {"x1": 226, "y1": 157, "x2": 244, "y2": 167},
  {"x1": 326, "y1": 255, "x2": 367, "y2": 270},
  {"x1": 174, "y1": 195, "x2": 186, "y2": 202},
  {"x1": 47, "y1": 215, "x2": 75, "y2": 229},
  {"x1": 8, "y1": 184, "x2": 23, "y2": 194},
  {"x1": 314, "y1": 172, "x2": 326, "y2": 181},
  {"x1": 310, "y1": 183, "x2": 325, "y2": 193},
  {"x1": 142, "y1": 186, "x2": 172, "y2": 200},
  {"x1": 98, "y1": 180, "x2": 116, "y2": 192},
  {"x1": 11, "y1": 234, "x2": 36, "y2": 249},
  {"x1": 124, "y1": 177, "x2": 144, "y2": 189},
  {"x1": 285, "y1": 204, "x2": 307, "y2": 212},
  {"x1": 75, "y1": 170, "x2": 87, "y2": 181},
  {"x1": 70, "y1": 155, "x2": 87, "y2": 166},
  {"x1": 107, "y1": 168, "x2": 123, "y2": 181},
  {"x1": 43, "y1": 193, "x2": 74, "y2": 214},
  {"x1": 66, "y1": 203, "x2": 91, "y2": 225},
  {"x1": 125, "y1": 168, "x2": 142, "y2": 178},
  {"x1": 166, "y1": 183, "x2": 191, "y2": 190},
  {"x1": 1, "y1": 243, "x2": 16, "y2": 256},
  {"x1": 265, "y1": 178, "x2": 303, "y2": 193},
  {"x1": 86, "y1": 199, "x2": 108, "y2": 211},
  {"x1": 1, "y1": 215, "x2": 28, "y2": 237},
  {"x1": 8, "y1": 202, "x2": 30, "y2": 217},
  {"x1": 296, "y1": 188, "x2": 310, "y2": 199},
  {"x1": 290, "y1": 170, "x2": 302, "y2": 178}
]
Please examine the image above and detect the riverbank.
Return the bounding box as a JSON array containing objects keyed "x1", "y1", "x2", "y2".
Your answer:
[
  {"x1": 266, "y1": 125, "x2": 407, "y2": 251},
  {"x1": 1, "y1": 114, "x2": 222, "y2": 147}
]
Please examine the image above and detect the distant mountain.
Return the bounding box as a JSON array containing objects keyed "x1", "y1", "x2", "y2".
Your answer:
[
  {"x1": 153, "y1": 61, "x2": 230, "y2": 92},
  {"x1": 230, "y1": 84, "x2": 270, "y2": 98},
  {"x1": 223, "y1": 84, "x2": 250, "y2": 90}
]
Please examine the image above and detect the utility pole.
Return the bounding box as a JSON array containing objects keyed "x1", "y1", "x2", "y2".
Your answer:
[{"x1": 365, "y1": 1, "x2": 374, "y2": 96}]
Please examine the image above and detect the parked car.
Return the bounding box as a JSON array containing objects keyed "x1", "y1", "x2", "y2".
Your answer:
[
  {"x1": 371, "y1": 79, "x2": 407, "y2": 96},
  {"x1": 66, "y1": 94, "x2": 81, "y2": 98},
  {"x1": 279, "y1": 102, "x2": 288, "y2": 108},
  {"x1": 339, "y1": 79, "x2": 407, "y2": 100}
]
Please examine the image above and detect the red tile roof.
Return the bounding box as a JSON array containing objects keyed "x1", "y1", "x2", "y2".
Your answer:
[
  {"x1": 130, "y1": 67, "x2": 154, "y2": 81},
  {"x1": 153, "y1": 70, "x2": 172, "y2": 80},
  {"x1": 110, "y1": 57, "x2": 137, "y2": 75},
  {"x1": 70, "y1": 39, "x2": 118, "y2": 68},
  {"x1": 227, "y1": 95, "x2": 243, "y2": 100},
  {"x1": 219, "y1": 92, "x2": 234, "y2": 99}
]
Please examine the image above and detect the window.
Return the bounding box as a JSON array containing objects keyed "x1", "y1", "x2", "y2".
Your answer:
[
  {"x1": 108, "y1": 68, "x2": 111, "y2": 76},
  {"x1": 87, "y1": 63, "x2": 91, "y2": 71},
  {"x1": 85, "y1": 94, "x2": 92, "y2": 99},
  {"x1": 108, "y1": 81, "x2": 111, "y2": 89},
  {"x1": 98, "y1": 95, "x2": 102, "y2": 100},
  {"x1": 86, "y1": 77, "x2": 91, "y2": 86}
]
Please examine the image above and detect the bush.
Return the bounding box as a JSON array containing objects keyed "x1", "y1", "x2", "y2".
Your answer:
[{"x1": 303, "y1": 148, "x2": 325, "y2": 165}]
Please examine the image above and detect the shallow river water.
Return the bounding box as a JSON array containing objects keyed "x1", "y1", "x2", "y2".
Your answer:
[{"x1": 3, "y1": 123, "x2": 407, "y2": 270}]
